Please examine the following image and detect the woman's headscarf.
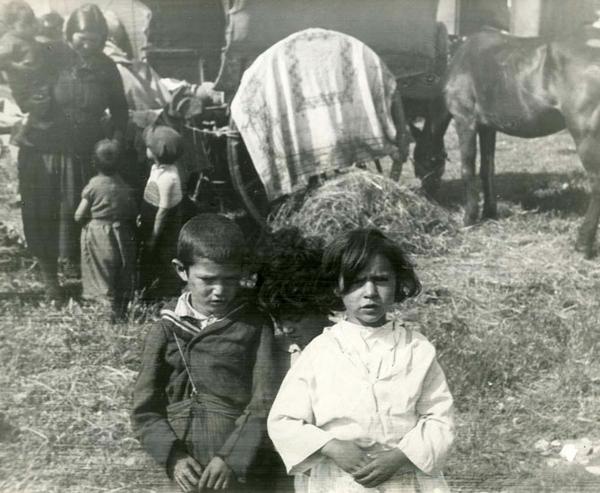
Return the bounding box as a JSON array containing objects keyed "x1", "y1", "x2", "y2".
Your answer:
[{"x1": 64, "y1": 3, "x2": 108, "y2": 45}]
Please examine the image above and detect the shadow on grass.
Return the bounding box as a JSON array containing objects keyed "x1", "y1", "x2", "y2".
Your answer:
[{"x1": 435, "y1": 171, "x2": 589, "y2": 215}]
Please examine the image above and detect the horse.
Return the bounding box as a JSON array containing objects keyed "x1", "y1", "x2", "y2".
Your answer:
[
  {"x1": 415, "y1": 26, "x2": 600, "y2": 258},
  {"x1": 398, "y1": 22, "x2": 451, "y2": 186}
]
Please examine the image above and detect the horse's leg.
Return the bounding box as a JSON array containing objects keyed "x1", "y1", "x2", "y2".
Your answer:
[
  {"x1": 574, "y1": 135, "x2": 600, "y2": 258},
  {"x1": 390, "y1": 120, "x2": 416, "y2": 180},
  {"x1": 390, "y1": 90, "x2": 410, "y2": 182},
  {"x1": 479, "y1": 125, "x2": 497, "y2": 220},
  {"x1": 455, "y1": 118, "x2": 479, "y2": 225},
  {"x1": 411, "y1": 96, "x2": 452, "y2": 195}
]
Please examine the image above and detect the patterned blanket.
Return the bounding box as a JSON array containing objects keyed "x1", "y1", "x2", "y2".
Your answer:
[{"x1": 230, "y1": 28, "x2": 403, "y2": 201}]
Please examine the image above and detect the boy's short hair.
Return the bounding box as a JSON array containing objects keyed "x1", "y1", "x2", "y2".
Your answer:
[
  {"x1": 2, "y1": 1, "x2": 34, "y2": 27},
  {"x1": 143, "y1": 125, "x2": 183, "y2": 165},
  {"x1": 177, "y1": 214, "x2": 248, "y2": 267},
  {"x1": 93, "y1": 139, "x2": 120, "y2": 175},
  {"x1": 322, "y1": 228, "x2": 421, "y2": 305}
]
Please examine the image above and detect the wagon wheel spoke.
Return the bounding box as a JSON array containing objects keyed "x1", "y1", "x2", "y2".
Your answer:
[{"x1": 227, "y1": 121, "x2": 270, "y2": 228}]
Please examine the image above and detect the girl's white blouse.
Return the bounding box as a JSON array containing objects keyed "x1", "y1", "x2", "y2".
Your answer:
[{"x1": 268, "y1": 320, "x2": 455, "y2": 493}]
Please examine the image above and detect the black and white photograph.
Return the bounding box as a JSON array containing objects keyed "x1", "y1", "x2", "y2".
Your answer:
[{"x1": 0, "y1": 0, "x2": 600, "y2": 491}]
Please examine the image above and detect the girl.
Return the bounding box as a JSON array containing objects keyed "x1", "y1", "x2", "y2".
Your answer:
[
  {"x1": 256, "y1": 228, "x2": 333, "y2": 370},
  {"x1": 138, "y1": 125, "x2": 184, "y2": 301},
  {"x1": 74, "y1": 139, "x2": 137, "y2": 319},
  {"x1": 268, "y1": 228, "x2": 455, "y2": 493}
]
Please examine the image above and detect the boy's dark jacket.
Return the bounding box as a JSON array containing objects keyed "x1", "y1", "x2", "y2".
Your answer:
[{"x1": 131, "y1": 299, "x2": 277, "y2": 481}]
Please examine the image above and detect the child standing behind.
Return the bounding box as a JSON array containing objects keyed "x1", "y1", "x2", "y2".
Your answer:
[
  {"x1": 139, "y1": 125, "x2": 184, "y2": 301},
  {"x1": 0, "y1": 2, "x2": 57, "y2": 135},
  {"x1": 74, "y1": 139, "x2": 137, "y2": 318},
  {"x1": 268, "y1": 228, "x2": 455, "y2": 493},
  {"x1": 256, "y1": 228, "x2": 333, "y2": 371},
  {"x1": 132, "y1": 214, "x2": 277, "y2": 492}
]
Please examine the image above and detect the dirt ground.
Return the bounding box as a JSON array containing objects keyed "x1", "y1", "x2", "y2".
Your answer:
[{"x1": 0, "y1": 125, "x2": 599, "y2": 492}]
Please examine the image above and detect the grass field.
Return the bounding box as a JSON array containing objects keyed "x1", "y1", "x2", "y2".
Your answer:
[{"x1": 1, "y1": 125, "x2": 599, "y2": 492}]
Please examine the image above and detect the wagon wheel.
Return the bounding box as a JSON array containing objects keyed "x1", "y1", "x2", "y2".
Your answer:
[{"x1": 227, "y1": 119, "x2": 270, "y2": 228}]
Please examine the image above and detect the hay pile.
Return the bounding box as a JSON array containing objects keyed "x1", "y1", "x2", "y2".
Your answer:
[{"x1": 269, "y1": 169, "x2": 460, "y2": 255}]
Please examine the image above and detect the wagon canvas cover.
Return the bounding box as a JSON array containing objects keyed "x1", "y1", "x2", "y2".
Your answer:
[
  {"x1": 223, "y1": 0, "x2": 439, "y2": 79},
  {"x1": 231, "y1": 29, "x2": 404, "y2": 202}
]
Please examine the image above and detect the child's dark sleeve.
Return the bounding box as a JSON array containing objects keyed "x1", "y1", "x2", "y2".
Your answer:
[
  {"x1": 131, "y1": 323, "x2": 183, "y2": 474},
  {"x1": 217, "y1": 320, "x2": 277, "y2": 481}
]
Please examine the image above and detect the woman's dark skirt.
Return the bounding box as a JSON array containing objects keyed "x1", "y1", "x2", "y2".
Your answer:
[{"x1": 18, "y1": 146, "x2": 91, "y2": 264}]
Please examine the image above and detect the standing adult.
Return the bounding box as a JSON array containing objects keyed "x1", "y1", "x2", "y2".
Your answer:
[
  {"x1": 18, "y1": 3, "x2": 128, "y2": 299},
  {"x1": 102, "y1": 9, "x2": 169, "y2": 199}
]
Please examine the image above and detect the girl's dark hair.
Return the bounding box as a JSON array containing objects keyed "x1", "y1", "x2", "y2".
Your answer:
[
  {"x1": 177, "y1": 214, "x2": 248, "y2": 268},
  {"x1": 322, "y1": 228, "x2": 421, "y2": 307},
  {"x1": 255, "y1": 228, "x2": 333, "y2": 320},
  {"x1": 93, "y1": 139, "x2": 120, "y2": 175},
  {"x1": 64, "y1": 3, "x2": 108, "y2": 44}
]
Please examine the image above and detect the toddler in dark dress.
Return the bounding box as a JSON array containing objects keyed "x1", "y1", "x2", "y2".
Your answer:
[{"x1": 74, "y1": 139, "x2": 137, "y2": 319}]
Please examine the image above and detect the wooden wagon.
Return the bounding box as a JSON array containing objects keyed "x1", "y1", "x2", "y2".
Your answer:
[{"x1": 144, "y1": 0, "x2": 448, "y2": 225}]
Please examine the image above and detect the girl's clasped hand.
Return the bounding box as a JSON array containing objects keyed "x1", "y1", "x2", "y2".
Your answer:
[{"x1": 322, "y1": 439, "x2": 411, "y2": 487}]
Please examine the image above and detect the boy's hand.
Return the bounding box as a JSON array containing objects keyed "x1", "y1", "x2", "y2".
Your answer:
[
  {"x1": 173, "y1": 453, "x2": 203, "y2": 492},
  {"x1": 352, "y1": 449, "x2": 412, "y2": 488},
  {"x1": 197, "y1": 456, "x2": 232, "y2": 491},
  {"x1": 321, "y1": 439, "x2": 369, "y2": 475}
]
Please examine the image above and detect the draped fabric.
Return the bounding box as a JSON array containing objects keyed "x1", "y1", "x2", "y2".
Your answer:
[{"x1": 231, "y1": 29, "x2": 403, "y2": 201}]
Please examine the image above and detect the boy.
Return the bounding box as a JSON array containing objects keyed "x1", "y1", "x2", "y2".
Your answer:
[{"x1": 132, "y1": 214, "x2": 277, "y2": 492}]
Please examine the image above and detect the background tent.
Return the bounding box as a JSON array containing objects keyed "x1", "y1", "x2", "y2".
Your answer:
[
  {"x1": 11, "y1": 0, "x2": 225, "y2": 82},
  {"x1": 216, "y1": 0, "x2": 440, "y2": 93},
  {"x1": 142, "y1": 0, "x2": 225, "y2": 82},
  {"x1": 24, "y1": 0, "x2": 151, "y2": 60},
  {"x1": 510, "y1": 0, "x2": 595, "y2": 37}
]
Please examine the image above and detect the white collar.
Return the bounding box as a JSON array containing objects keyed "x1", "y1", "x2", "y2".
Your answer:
[
  {"x1": 333, "y1": 319, "x2": 399, "y2": 350},
  {"x1": 173, "y1": 292, "x2": 246, "y2": 327},
  {"x1": 174, "y1": 292, "x2": 212, "y2": 321}
]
